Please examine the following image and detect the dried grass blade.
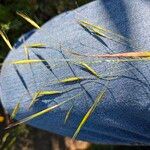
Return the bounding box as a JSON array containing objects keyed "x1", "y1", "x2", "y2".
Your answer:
[
  {"x1": 0, "y1": 30, "x2": 12, "y2": 50},
  {"x1": 16, "y1": 12, "x2": 40, "y2": 29},
  {"x1": 79, "y1": 62, "x2": 100, "y2": 78},
  {"x1": 72, "y1": 81, "x2": 109, "y2": 139}
]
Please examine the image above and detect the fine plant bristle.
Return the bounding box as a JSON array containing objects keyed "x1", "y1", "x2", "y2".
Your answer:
[
  {"x1": 64, "y1": 105, "x2": 74, "y2": 124},
  {"x1": 16, "y1": 11, "x2": 40, "y2": 29},
  {"x1": 0, "y1": 30, "x2": 13, "y2": 50}
]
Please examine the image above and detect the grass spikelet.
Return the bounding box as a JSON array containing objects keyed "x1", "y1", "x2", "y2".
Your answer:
[
  {"x1": 78, "y1": 20, "x2": 129, "y2": 45},
  {"x1": 29, "y1": 90, "x2": 63, "y2": 108},
  {"x1": 11, "y1": 59, "x2": 46, "y2": 64},
  {"x1": 10, "y1": 102, "x2": 20, "y2": 119},
  {"x1": 16, "y1": 11, "x2": 40, "y2": 29},
  {"x1": 79, "y1": 62, "x2": 100, "y2": 78},
  {"x1": 64, "y1": 105, "x2": 74, "y2": 124},
  {"x1": 59, "y1": 77, "x2": 83, "y2": 83},
  {"x1": 0, "y1": 30, "x2": 13, "y2": 50},
  {"x1": 79, "y1": 20, "x2": 129, "y2": 42},
  {"x1": 26, "y1": 43, "x2": 46, "y2": 48},
  {"x1": 38, "y1": 91, "x2": 62, "y2": 95},
  {"x1": 79, "y1": 20, "x2": 106, "y2": 37},
  {"x1": 72, "y1": 81, "x2": 109, "y2": 139}
]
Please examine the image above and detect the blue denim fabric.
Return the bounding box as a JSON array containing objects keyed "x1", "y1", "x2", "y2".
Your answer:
[{"x1": 1, "y1": 0, "x2": 150, "y2": 145}]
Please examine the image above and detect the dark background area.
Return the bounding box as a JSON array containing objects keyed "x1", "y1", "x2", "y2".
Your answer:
[{"x1": 0, "y1": 0, "x2": 149, "y2": 149}]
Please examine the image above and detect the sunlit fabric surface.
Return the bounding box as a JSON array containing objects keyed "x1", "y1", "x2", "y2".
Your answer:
[{"x1": 1, "y1": 0, "x2": 150, "y2": 145}]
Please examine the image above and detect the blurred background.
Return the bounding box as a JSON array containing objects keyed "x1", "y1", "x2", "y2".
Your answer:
[{"x1": 0, "y1": 0, "x2": 149, "y2": 149}]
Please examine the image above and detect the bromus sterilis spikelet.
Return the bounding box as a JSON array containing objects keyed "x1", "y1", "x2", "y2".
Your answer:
[
  {"x1": 0, "y1": 30, "x2": 12, "y2": 50},
  {"x1": 78, "y1": 20, "x2": 130, "y2": 42},
  {"x1": 78, "y1": 62, "x2": 100, "y2": 78},
  {"x1": 59, "y1": 76, "x2": 84, "y2": 83},
  {"x1": 78, "y1": 20, "x2": 129, "y2": 45},
  {"x1": 16, "y1": 12, "x2": 40, "y2": 29},
  {"x1": 11, "y1": 59, "x2": 46, "y2": 64},
  {"x1": 26, "y1": 43, "x2": 46, "y2": 48}
]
